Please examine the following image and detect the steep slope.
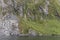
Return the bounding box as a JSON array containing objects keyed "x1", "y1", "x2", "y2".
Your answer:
[{"x1": 0, "y1": 0, "x2": 60, "y2": 35}]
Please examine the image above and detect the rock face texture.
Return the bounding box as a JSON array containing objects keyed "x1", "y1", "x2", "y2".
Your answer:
[
  {"x1": 0, "y1": 14, "x2": 20, "y2": 36},
  {"x1": 0, "y1": 0, "x2": 20, "y2": 36}
]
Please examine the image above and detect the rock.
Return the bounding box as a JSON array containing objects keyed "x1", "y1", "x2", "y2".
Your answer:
[
  {"x1": 0, "y1": 14, "x2": 20, "y2": 36},
  {"x1": 29, "y1": 29, "x2": 38, "y2": 36}
]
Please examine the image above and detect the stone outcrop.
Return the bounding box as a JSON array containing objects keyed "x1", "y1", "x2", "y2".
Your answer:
[{"x1": 0, "y1": 14, "x2": 20, "y2": 36}]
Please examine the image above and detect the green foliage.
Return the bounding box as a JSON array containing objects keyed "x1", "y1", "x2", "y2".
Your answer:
[
  {"x1": 20, "y1": 18, "x2": 60, "y2": 35},
  {"x1": 17, "y1": 0, "x2": 60, "y2": 35},
  {"x1": 2, "y1": 0, "x2": 60, "y2": 35}
]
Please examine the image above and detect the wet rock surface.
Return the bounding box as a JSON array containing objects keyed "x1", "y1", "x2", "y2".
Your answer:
[
  {"x1": 0, "y1": 35, "x2": 60, "y2": 40},
  {"x1": 0, "y1": 35, "x2": 18, "y2": 40}
]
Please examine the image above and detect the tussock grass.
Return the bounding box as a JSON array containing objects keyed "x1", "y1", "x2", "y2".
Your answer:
[{"x1": 19, "y1": 18, "x2": 60, "y2": 35}]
